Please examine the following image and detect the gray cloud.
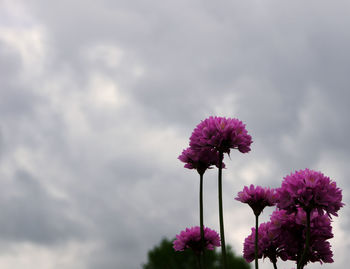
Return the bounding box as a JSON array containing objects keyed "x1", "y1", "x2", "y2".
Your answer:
[{"x1": 0, "y1": 170, "x2": 85, "y2": 244}]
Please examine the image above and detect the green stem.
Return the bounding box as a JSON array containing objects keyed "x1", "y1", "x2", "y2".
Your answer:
[
  {"x1": 297, "y1": 210, "x2": 311, "y2": 269},
  {"x1": 255, "y1": 213, "x2": 259, "y2": 269},
  {"x1": 218, "y1": 151, "x2": 227, "y2": 269},
  {"x1": 199, "y1": 173, "x2": 206, "y2": 269}
]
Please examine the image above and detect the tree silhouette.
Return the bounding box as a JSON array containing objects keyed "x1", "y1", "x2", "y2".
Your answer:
[{"x1": 143, "y1": 238, "x2": 251, "y2": 269}]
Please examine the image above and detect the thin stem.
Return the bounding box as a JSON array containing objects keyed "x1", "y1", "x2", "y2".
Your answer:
[
  {"x1": 272, "y1": 260, "x2": 277, "y2": 269},
  {"x1": 297, "y1": 210, "x2": 311, "y2": 269},
  {"x1": 199, "y1": 173, "x2": 206, "y2": 269},
  {"x1": 218, "y1": 151, "x2": 227, "y2": 269},
  {"x1": 254, "y1": 213, "x2": 259, "y2": 269}
]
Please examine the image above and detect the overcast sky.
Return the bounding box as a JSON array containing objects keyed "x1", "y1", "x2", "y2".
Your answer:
[{"x1": 0, "y1": 0, "x2": 349, "y2": 268}]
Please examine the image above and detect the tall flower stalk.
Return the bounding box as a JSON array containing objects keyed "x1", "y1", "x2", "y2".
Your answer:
[
  {"x1": 254, "y1": 213, "x2": 259, "y2": 269},
  {"x1": 199, "y1": 172, "x2": 205, "y2": 268},
  {"x1": 190, "y1": 116, "x2": 253, "y2": 268},
  {"x1": 178, "y1": 147, "x2": 222, "y2": 267},
  {"x1": 217, "y1": 151, "x2": 227, "y2": 268}
]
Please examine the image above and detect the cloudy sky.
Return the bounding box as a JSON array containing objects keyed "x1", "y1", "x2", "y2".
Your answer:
[{"x1": 1, "y1": 0, "x2": 350, "y2": 268}]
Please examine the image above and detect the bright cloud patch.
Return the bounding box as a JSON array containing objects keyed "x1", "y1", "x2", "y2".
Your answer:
[{"x1": 0, "y1": 241, "x2": 97, "y2": 269}]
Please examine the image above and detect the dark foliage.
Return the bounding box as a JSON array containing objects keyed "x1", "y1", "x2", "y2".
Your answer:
[{"x1": 143, "y1": 238, "x2": 251, "y2": 269}]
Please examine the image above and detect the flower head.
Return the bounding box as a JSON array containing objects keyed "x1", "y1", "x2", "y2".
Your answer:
[
  {"x1": 235, "y1": 184, "x2": 278, "y2": 216},
  {"x1": 243, "y1": 221, "x2": 286, "y2": 263},
  {"x1": 268, "y1": 208, "x2": 334, "y2": 265},
  {"x1": 178, "y1": 147, "x2": 223, "y2": 175},
  {"x1": 277, "y1": 169, "x2": 344, "y2": 216},
  {"x1": 189, "y1": 116, "x2": 252, "y2": 154},
  {"x1": 173, "y1": 226, "x2": 220, "y2": 255}
]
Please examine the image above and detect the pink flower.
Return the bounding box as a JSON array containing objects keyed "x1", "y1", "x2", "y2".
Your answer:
[
  {"x1": 235, "y1": 184, "x2": 278, "y2": 215},
  {"x1": 178, "y1": 147, "x2": 223, "y2": 175},
  {"x1": 277, "y1": 169, "x2": 344, "y2": 217},
  {"x1": 269, "y1": 208, "x2": 334, "y2": 265},
  {"x1": 243, "y1": 208, "x2": 334, "y2": 265},
  {"x1": 173, "y1": 226, "x2": 221, "y2": 254},
  {"x1": 189, "y1": 116, "x2": 252, "y2": 154},
  {"x1": 242, "y1": 228, "x2": 257, "y2": 263},
  {"x1": 243, "y1": 222, "x2": 285, "y2": 263}
]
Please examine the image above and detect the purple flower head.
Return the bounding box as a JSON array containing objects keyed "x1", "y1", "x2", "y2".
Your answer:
[
  {"x1": 189, "y1": 116, "x2": 252, "y2": 155},
  {"x1": 235, "y1": 184, "x2": 278, "y2": 216},
  {"x1": 178, "y1": 147, "x2": 224, "y2": 175},
  {"x1": 277, "y1": 169, "x2": 344, "y2": 217},
  {"x1": 243, "y1": 222, "x2": 286, "y2": 263},
  {"x1": 269, "y1": 208, "x2": 334, "y2": 265},
  {"x1": 173, "y1": 226, "x2": 221, "y2": 255}
]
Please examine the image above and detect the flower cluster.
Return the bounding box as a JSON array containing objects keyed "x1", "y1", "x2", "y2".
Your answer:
[
  {"x1": 173, "y1": 226, "x2": 221, "y2": 255},
  {"x1": 178, "y1": 147, "x2": 222, "y2": 175},
  {"x1": 235, "y1": 184, "x2": 278, "y2": 216},
  {"x1": 176, "y1": 116, "x2": 253, "y2": 269},
  {"x1": 243, "y1": 208, "x2": 334, "y2": 265},
  {"x1": 271, "y1": 208, "x2": 333, "y2": 264},
  {"x1": 240, "y1": 168, "x2": 343, "y2": 268},
  {"x1": 175, "y1": 115, "x2": 344, "y2": 269},
  {"x1": 179, "y1": 116, "x2": 252, "y2": 174},
  {"x1": 277, "y1": 169, "x2": 344, "y2": 216},
  {"x1": 189, "y1": 116, "x2": 252, "y2": 154},
  {"x1": 243, "y1": 222, "x2": 284, "y2": 263}
]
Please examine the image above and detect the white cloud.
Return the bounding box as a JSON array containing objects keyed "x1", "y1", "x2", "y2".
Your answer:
[
  {"x1": 0, "y1": 25, "x2": 47, "y2": 79},
  {"x1": 237, "y1": 159, "x2": 276, "y2": 185},
  {"x1": 0, "y1": 241, "x2": 97, "y2": 269}
]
